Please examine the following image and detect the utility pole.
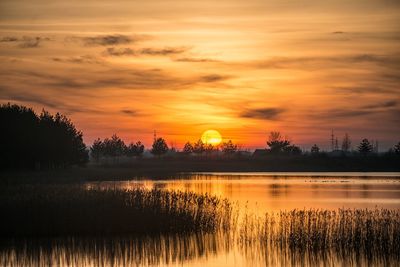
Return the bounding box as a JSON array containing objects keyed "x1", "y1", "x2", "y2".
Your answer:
[
  {"x1": 331, "y1": 130, "x2": 335, "y2": 152},
  {"x1": 153, "y1": 130, "x2": 157, "y2": 142}
]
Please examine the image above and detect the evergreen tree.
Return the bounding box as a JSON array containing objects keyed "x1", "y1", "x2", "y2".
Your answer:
[
  {"x1": 393, "y1": 142, "x2": 400, "y2": 155},
  {"x1": 311, "y1": 144, "x2": 320, "y2": 155},
  {"x1": 151, "y1": 137, "x2": 168, "y2": 156},
  {"x1": 183, "y1": 142, "x2": 194, "y2": 154},
  {"x1": 221, "y1": 140, "x2": 238, "y2": 154},
  {"x1": 126, "y1": 141, "x2": 145, "y2": 157},
  {"x1": 266, "y1": 132, "x2": 291, "y2": 154},
  {"x1": 193, "y1": 139, "x2": 205, "y2": 154},
  {"x1": 358, "y1": 139, "x2": 373, "y2": 155},
  {"x1": 0, "y1": 103, "x2": 88, "y2": 169}
]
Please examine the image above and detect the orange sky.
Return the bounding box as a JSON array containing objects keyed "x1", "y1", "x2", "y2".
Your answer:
[{"x1": 0, "y1": 0, "x2": 399, "y2": 150}]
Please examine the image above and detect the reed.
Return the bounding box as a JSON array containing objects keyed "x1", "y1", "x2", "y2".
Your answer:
[
  {"x1": 239, "y1": 208, "x2": 400, "y2": 257},
  {"x1": 1, "y1": 186, "x2": 399, "y2": 259},
  {"x1": 0, "y1": 186, "x2": 234, "y2": 237}
]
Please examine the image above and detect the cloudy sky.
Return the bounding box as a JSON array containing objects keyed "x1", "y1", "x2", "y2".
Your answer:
[{"x1": 0, "y1": 0, "x2": 399, "y2": 150}]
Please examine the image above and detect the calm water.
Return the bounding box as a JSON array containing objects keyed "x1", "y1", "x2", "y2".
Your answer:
[
  {"x1": 87, "y1": 172, "x2": 400, "y2": 213},
  {"x1": 2, "y1": 172, "x2": 400, "y2": 267}
]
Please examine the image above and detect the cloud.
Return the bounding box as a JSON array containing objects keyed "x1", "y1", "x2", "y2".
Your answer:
[
  {"x1": 363, "y1": 100, "x2": 397, "y2": 109},
  {"x1": 121, "y1": 109, "x2": 137, "y2": 116},
  {"x1": 200, "y1": 74, "x2": 229, "y2": 83},
  {"x1": 0, "y1": 89, "x2": 104, "y2": 115},
  {"x1": 0, "y1": 64, "x2": 201, "y2": 92},
  {"x1": 140, "y1": 47, "x2": 186, "y2": 56},
  {"x1": 332, "y1": 86, "x2": 398, "y2": 95},
  {"x1": 0, "y1": 36, "x2": 50, "y2": 48},
  {"x1": 310, "y1": 101, "x2": 399, "y2": 120},
  {"x1": 103, "y1": 47, "x2": 135, "y2": 56},
  {"x1": 103, "y1": 47, "x2": 187, "y2": 57},
  {"x1": 253, "y1": 54, "x2": 400, "y2": 69},
  {"x1": 0, "y1": 36, "x2": 19, "y2": 42},
  {"x1": 82, "y1": 34, "x2": 133, "y2": 46},
  {"x1": 52, "y1": 55, "x2": 102, "y2": 64},
  {"x1": 240, "y1": 108, "x2": 285, "y2": 120},
  {"x1": 174, "y1": 57, "x2": 219, "y2": 63}
]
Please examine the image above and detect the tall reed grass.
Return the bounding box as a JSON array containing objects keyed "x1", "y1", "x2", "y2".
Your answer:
[
  {"x1": 0, "y1": 186, "x2": 234, "y2": 236},
  {"x1": 239, "y1": 208, "x2": 400, "y2": 257},
  {"x1": 0, "y1": 186, "x2": 399, "y2": 263}
]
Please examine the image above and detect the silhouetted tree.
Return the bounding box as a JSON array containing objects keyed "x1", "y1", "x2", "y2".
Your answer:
[
  {"x1": 126, "y1": 141, "x2": 145, "y2": 157},
  {"x1": 311, "y1": 144, "x2": 320, "y2": 155},
  {"x1": 183, "y1": 142, "x2": 193, "y2": 154},
  {"x1": 90, "y1": 138, "x2": 104, "y2": 162},
  {"x1": 393, "y1": 142, "x2": 400, "y2": 155},
  {"x1": 102, "y1": 134, "x2": 126, "y2": 162},
  {"x1": 204, "y1": 144, "x2": 215, "y2": 153},
  {"x1": 221, "y1": 140, "x2": 238, "y2": 154},
  {"x1": 193, "y1": 139, "x2": 205, "y2": 154},
  {"x1": 358, "y1": 139, "x2": 373, "y2": 155},
  {"x1": 266, "y1": 132, "x2": 291, "y2": 154},
  {"x1": 342, "y1": 133, "x2": 351, "y2": 152},
  {"x1": 266, "y1": 131, "x2": 301, "y2": 155},
  {"x1": 0, "y1": 103, "x2": 88, "y2": 169},
  {"x1": 151, "y1": 137, "x2": 168, "y2": 156}
]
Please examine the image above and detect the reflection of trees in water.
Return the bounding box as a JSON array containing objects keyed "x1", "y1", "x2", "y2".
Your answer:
[{"x1": 269, "y1": 183, "x2": 290, "y2": 197}]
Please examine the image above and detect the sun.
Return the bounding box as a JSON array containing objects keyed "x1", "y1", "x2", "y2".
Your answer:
[{"x1": 201, "y1": 130, "x2": 222, "y2": 146}]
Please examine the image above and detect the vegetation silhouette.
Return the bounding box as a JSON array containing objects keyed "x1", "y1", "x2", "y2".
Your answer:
[
  {"x1": 266, "y1": 131, "x2": 302, "y2": 155},
  {"x1": 90, "y1": 134, "x2": 144, "y2": 163},
  {"x1": 0, "y1": 103, "x2": 88, "y2": 170},
  {"x1": 1, "y1": 186, "x2": 399, "y2": 266},
  {"x1": 0, "y1": 186, "x2": 232, "y2": 237},
  {"x1": 311, "y1": 144, "x2": 320, "y2": 155},
  {"x1": 1, "y1": 103, "x2": 399, "y2": 172},
  {"x1": 151, "y1": 137, "x2": 169, "y2": 156},
  {"x1": 358, "y1": 138, "x2": 373, "y2": 155}
]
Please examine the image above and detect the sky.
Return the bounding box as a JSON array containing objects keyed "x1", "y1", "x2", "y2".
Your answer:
[{"x1": 0, "y1": 0, "x2": 399, "y2": 150}]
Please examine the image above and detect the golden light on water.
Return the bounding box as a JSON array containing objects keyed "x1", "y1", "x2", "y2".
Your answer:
[{"x1": 201, "y1": 130, "x2": 222, "y2": 145}]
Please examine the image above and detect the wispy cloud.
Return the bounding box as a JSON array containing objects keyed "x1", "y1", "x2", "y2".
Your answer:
[
  {"x1": 0, "y1": 36, "x2": 50, "y2": 48},
  {"x1": 363, "y1": 100, "x2": 397, "y2": 109},
  {"x1": 174, "y1": 57, "x2": 220, "y2": 63},
  {"x1": 200, "y1": 74, "x2": 229, "y2": 83},
  {"x1": 240, "y1": 107, "x2": 285, "y2": 120},
  {"x1": 121, "y1": 109, "x2": 138, "y2": 116},
  {"x1": 103, "y1": 47, "x2": 187, "y2": 57},
  {"x1": 82, "y1": 34, "x2": 134, "y2": 46},
  {"x1": 52, "y1": 55, "x2": 103, "y2": 64}
]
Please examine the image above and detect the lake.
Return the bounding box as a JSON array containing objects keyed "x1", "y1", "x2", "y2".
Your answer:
[{"x1": 2, "y1": 172, "x2": 400, "y2": 267}]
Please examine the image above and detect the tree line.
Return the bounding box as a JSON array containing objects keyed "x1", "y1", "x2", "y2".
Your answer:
[
  {"x1": 90, "y1": 135, "x2": 240, "y2": 162},
  {"x1": 1, "y1": 103, "x2": 399, "y2": 170},
  {"x1": 0, "y1": 103, "x2": 88, "y2": 170}
]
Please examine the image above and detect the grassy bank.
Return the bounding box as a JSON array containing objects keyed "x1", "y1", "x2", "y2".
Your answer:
[{"x1": 0, "y1": 186, "x2": 233, "y2": 237}]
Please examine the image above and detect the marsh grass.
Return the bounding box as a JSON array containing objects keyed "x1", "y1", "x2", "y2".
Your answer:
[
  {"x1": 0, "y1": 186, "x2": 399, "y2": 266},
  {"x1": 238, "y1": 208, "x2": 400, "y2": 261},
  {"x1": 0, "y1": 186, "x2": 234, "y2": 237}
]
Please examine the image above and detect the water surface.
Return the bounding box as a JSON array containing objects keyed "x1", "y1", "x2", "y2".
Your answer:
[
  {"x1": 87, "y1": 172, "x2": 400, "y2": 213},
  {"x1": 3, "y1": 172, "x2": 400, "y2": 267}
]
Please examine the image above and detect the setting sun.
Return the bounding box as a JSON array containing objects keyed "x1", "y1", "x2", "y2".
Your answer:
[{"x1": 201, "y1": 130, "x2": 222, "y2": 146}]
